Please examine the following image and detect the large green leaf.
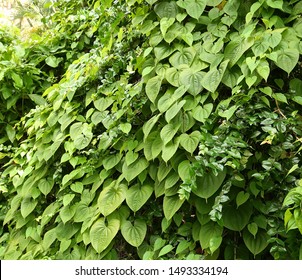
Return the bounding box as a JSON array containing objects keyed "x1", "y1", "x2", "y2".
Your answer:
[
  {"x1": 169, "y1": 47, "x2": 196, "y2": 67},
  {"x1": 256, "y1": 59, "x2": 270, "y2": 81},
  {"x1": 145, "y1": 76, "x2": 162, "y2": 103},
  {"x1": 194, "y1": 169, "x2": 226, "y2": 199},
  {"x1": 162, "y1": 139, "x2": 180, "y2": 162},
  {"x1": 151, "y1": 132, "x2": 164, "y2": 159},
  {"x1": 179, "y1": 131, "x2": 201, "y2": 154},
  {"x1": 94, "y1": 97, "x2": 114, "y2": 111},
  {"x1": 160, "y1": 18, "x2": 175, "y2": 37},
  {"x1": 180, "y1": 69, "x2": 204, "y2": 95},
  {"x1": 126, "y1": 184, "x2": 153, "y2": 212},
  {"x1": 199, "y1": 222, "x2": 223, "y2": 252},
  {"x1": 154, "y1": 44, "x2": 175, "y2": 61},
  {"x1": 59, "y1": 205, "x2": 76, "y2": 224},
  {"x1": 90, "y1": 214, "x2": 120, "y2": 253},
  {"x1": 103, "y1": 153, "x2": 122, "y2": 170},
  {"x1": 192, "y1": 103, "x2": 213, "y2": 123},
  {"x1": 165, "y1": 100, "x2": 186, "y2": 123},
  {"x1": 163, "y1": 195, "x2": 185, "y2": 220},
  {"x1": 177, "y1": 0, "x2": 207, "y2": 19},
  {"x1": 21, "y1": 197, "x2": 37, "y2": 218},
  {"x1": 98, "y1": 182, "x2": 127, "y2": 216},
  {"x1": 222, "y1": 203, "x2": 253, "y2": 231},
  {"x1": 121, "y1": 219, "x2": 147, "y2": 247},
  {"x1": 154, "y1": 1, "x2": 179, "y2": 18},
  {"x1": 224, "y1": 38, "x2": 254, "y2": 67},
  {"x1": 160, "y1": 123, "x2": 180, "y2": 145},
  {"x1": 275, "y1": 49, "x2": 299, "y2": 74},
  {"x1": 243, "y1": 229, "x2": 269, "y2": 256},
  {"x1": 45, "y1": 55, "x2": 62, "y2": 68},
  {"x1": 165, "y1": 67, "x2": 181, "y2": 87},
  {"x1": 123, "y1": 158, "x2": 149, "y2": 182},
  {"x1": 143, "y1": 114, "x2": 162, "y2": 140},
  {"x1": 5, "y1": 124, "x2": 16, "y2": 143},
  {"x1": 201, "y1": 60, "x2": 228, "y2": 92},
  {"x1": 38, "y1": 178, "x2": 54, "y2": 196},
  {"x1": 42, "y1": 228, "x2": 57, "y2": 251},
  {"x1": 178, "y1": 160, "x2": 191, "y2": 181},
  {"x1": 70, "y1": 122, "x2": 93, "y2": 150}
]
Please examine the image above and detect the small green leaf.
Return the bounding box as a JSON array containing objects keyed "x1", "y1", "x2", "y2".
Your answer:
[
  {"x1": 273, "y1": 93, "x2": 287, "y2": 104},
  {"x1": 247, "y1": 222, "x2": 258, "y2": 238},
  {"x1": 28, "y1": 94, "x2": 47, "y2": 106},
  {"x1": 60, "y1": 205, "x2": 76, "y2": 224},
  {"x1": 165, "y1": 100, "x2": 186, "y2": 123},
  {"x1": 180, "y1": 69, "x2": 204, "y2": 96},
  {"x1": 160, "y1": 18, "x2": 175, "y2": 36},
  {"x1": 119, "y1": 123, "x2": 132, "y2": 134},
  {"x1": 70, "y1": 122, "x2": 93, "y2": 150},
  {"x1": 63, "y1": 194, "x2": 75, "y2": 206},
  {"x1": 286, "y1": 164, "x2": 299, "y2": 177},
  {"x1": 209, "y1": 236, "x2": 222, "y2": 254},
  {"x1": 178, "y1": 160, "x2": 191, "y2": 181},
  {"x1": 169, "y1": 47, "x2": 196, "y2": 67},
  {"x1": 236, "y1": 191, "x2": 250, "y2": 208},
  {"x1": 154, "y1": 1, "x2": 179, "y2": 18},
  {"x1": 143, "y1": 114, "x2": 161, "y2": 140},
  {"x1": 224, "y1": 39, "x2": 254, "y2": 67},
  {"x1": 45, "y1": 56, "x2": 62, "y2": 68},
  {"x1": 162, "y1": 139, "x2": 180, "y2": 162},
  {"x1": 257, "y1": 59, "x2": 270, "y2": 81},
  {"x1": 42, "y1": 228, "x2": 57, "y2": 250},
  {"x1": 11, "y1": 72, "x2": 23, "y2": 88},
  {"x1": 94, "y1": 97, "x2": 114, "y2": 111},
  {"x1": 70, "y1": 182, "x2": 83, "y2": 194},
  {"x1": 38, "y1": 178, "x2": 54, "y2": 196}
]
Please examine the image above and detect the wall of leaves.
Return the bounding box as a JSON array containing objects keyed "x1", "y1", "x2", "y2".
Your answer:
[{"x1": 1, "y1": 0, "x2": 302, "y2": 260}]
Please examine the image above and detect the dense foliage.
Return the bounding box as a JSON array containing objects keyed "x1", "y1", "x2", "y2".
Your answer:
[{"x1": 1, "y1": 0, "x2": 302, "y2": 260}]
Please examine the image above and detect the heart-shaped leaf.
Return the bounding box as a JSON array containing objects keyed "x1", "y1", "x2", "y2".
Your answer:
[
  {"x1": 223, "y1": 203, "x2": 253, "y2": 231},
  {"x1": 194, "y1": 169, "x2": 226, "y2": 199},
  {"x1": 98, "y1": 182, "x2": 127, "y2": 216},
  {"x1": 163, "y1": 195, "x2": 185, "y2": 220},
  {"x1": 126, "y1": 184, "x2": 153, "y2": 212},
  {"x1": 243, "y1": 229, "x2": 269, "y2": 256},
  {"x1": 90, "y1": 214, "x2": 120, "y2": 253},
  {"x1": 121, "y1": 219, "x2": 147, "y2": 247}
]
